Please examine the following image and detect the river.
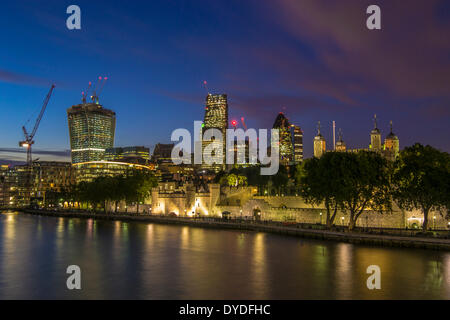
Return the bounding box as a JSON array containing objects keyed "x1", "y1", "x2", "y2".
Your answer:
[{"x1": 0, "y1": 211, "x2": 448, "y2": 299}]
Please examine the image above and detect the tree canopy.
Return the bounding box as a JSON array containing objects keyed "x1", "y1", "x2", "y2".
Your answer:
[
  {"x1": 297, "y1": 151, "x2": 392, "y2": 230},
  {"x1": 392, "y1": 143, "x2": 450, "y2": 232}
]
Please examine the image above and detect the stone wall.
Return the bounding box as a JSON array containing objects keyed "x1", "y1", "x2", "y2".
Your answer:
[{"x1": 151, "y1": 184, "x2": 449, "y2": 229}]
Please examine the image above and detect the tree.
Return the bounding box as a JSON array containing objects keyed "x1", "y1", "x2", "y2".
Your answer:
[
  {"x1": 392, "y1": 143, "x2": 450, "y2": 232},
  {"x1": 339, "y1": 151, "x2": 392, "y2": 230},
  {"x1": 125, "y1": 171, "x2": 157, "y2": 213},
  {"x1": 297, "y1": 153, "x2": 347, "y2": 228},
  {"x1": 227, "y1": 174, "x2": 238, "y2": 187},
  {"x1": 270, "y1": 165, "x2": 289, "y2": 195}
]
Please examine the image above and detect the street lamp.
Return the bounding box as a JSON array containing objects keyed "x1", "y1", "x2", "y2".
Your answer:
[
  {"x1": 341, "y1": 217, "x2": 345, "y2": 226},
  {"x1": 433, "y1": 216, "x2": 436, "y2": 230},
  {"x1": 319, "y1": 212, "x2": 323, "y2": 225},
  {"x1": 240, "y1": 209, "x2": 243, "y2": 220}
]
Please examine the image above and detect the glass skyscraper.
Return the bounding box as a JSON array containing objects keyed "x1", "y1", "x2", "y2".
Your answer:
[
  {"x1": 202, "y1": 94, "x2": 228, "y2": 171},
  {"x1": 203, "y1": 94, "x2": 228, "y2": 132},
  {"x1": 273, "y1": 112, "x2": 294, "y2": 166},
  {"x1": 67, "y1": 103, "x2": 116, "y2": 164}
]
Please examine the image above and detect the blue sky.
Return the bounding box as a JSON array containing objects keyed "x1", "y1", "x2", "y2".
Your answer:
[{"x1": 0, "y1": 0, "x2": 449, "y2": 163}]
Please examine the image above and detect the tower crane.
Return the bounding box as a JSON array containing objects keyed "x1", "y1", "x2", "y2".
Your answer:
[
  {"x1": 90, "y1": 76, "x2": 108, "y2": 104},
  {"x1": 241, "y1": 117, "x2": 248, "y2": 130},
  {"x1": 19, "y1": 84, "x2": 56, "y2": 166},
  {"x1": 82, "y1": 81, "x2": 92, "y2": 104}
]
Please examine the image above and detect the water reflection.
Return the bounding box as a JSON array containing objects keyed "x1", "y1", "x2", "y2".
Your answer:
[{"x1": 0, "y1": 211, "x2": 449, "y2": 299}]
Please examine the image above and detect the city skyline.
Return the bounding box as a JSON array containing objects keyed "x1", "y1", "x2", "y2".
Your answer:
[{"x1": 1, "y1": 0, "x2": 450, "y2": 164}]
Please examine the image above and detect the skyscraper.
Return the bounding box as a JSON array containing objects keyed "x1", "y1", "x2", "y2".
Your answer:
[
  {"x1": 273, "y1": 113, "x2": 294, "y2": 166},
  {"x1": 67, "y1": 103, "x2": 116, "y2": 164},
  {"x1": 292, "y1": 125, "x2": 303, "y2": 164},
  {"x1": 313, "y1": 121, "x2": 326, "y2": 158},
  {"x1": 203, "y1": 94, "x2": 228, "y2": 132},
  {"x1": 202, "y1": 94, "x2": 228, "y2": 171}
]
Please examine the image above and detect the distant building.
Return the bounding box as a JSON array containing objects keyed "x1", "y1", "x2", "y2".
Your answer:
[
  {"x1": 105, "y1": 146, "x2": 150, "y2": 165},
  {"x1": 370, "y1": 114, "x2": 382, "y2": 152},
  {"x1": 73, "y1": 161, "x2": 153, "y2": 183},
  {"x1": 383, "y1": 121, "x2": 400, "y2": 161},
  {"x1": 32, "y1": 161, "x2": 75, "y2": 194},
  {"x1": 202, "y1": 94, "x2": 229, "y2": 172},
  {"x1": 0, "y1": 162, "x2": 75, "y2": 207},
  {"x1": 313, "y1": 121, "x2": 326, "y2": 158},
  {"x1": 67, "y1": 103, "x2": 116, "y2": 164},
  {"x1": 152, "y1": 143, "x2": 175, "y2": 163},
  {"x1": 273, "y1": 113, "x2": 294, "y2": 166},
  {"x1": 335, "y1": 129, "x2": 346, "y2": 152},
  {"x1": 0, "y1": 165, "x2": 11, "y2": 207},
  {"x1": 330, "y1": 116, "x2": 399, "y2": 161},
  {"x1": 292, "y1": 125, "x2": 304, "y2": 163},
  {"x1": 226, "y1": 139, "x2": 257, "y2": 170}
]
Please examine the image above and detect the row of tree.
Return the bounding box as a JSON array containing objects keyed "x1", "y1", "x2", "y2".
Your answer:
[
  {"x1": 46, "y1": 171, "x2": 157, "y2": 213},
  {"x1": 297, "y1": 144, "x2": 449, "y2": 232}
]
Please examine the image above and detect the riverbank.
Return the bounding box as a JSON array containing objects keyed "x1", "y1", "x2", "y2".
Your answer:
[{"x1": 14, "y1": 209, "x2": 450, "y2": 250}]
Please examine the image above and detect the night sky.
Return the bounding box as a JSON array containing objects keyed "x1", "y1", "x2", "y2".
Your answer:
[{"x1": 1, "y1": 0, "x2": 449, "y2": 163}]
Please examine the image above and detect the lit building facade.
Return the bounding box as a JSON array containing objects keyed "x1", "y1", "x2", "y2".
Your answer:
[
  {"x1": 67, "y1": 103, "x2": 116, "y2": 164},
  {"x1": 105, "y1": 146, "x2": 150, "y2": 165},
  {"x1": 0, "y1": 165, "x2": 11, "y2": 207},
  {"x1": 292, "y1": 125, "x2": 303, "y2": 163},
  {"x1": 202, "y1": 94, "x2": 228, "y2": 172},
  {"x1": 273, "y1": 113, "x2": 294, "y2": 166},
  {"x1": 152, "y1": 143, "x2": 175, "y2": 163},
  {"x1": 313, "y1": 121, "x2": 326, "y2": 158},
  {"x1": 383, "y1": 121, "x2": 400, "y2": 161},
  {"x1": 335, "y1": 129, "x2": 347, "y2": 152},
  {"x1": 370, "y1": 114, "x2": 382, "y2": 152},
  {"x1": 32, "y1": 161, "x2": 75, "y2": 194},
  {"x1": 73, "y1": 161, "x2": 153, "y2": 183}
]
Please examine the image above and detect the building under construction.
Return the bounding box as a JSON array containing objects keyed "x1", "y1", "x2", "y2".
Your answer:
[{"x1": 67, "y1": 103, "x2": 116, "y2": 164}]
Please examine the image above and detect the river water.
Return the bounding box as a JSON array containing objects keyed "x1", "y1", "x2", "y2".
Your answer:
[{"x1": 0, "y1": 211, "x2": 448, "y2": 299}]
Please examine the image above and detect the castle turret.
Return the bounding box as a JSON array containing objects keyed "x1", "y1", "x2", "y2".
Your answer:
[
  {"x1": 370, "y1": 114, "x2": 382, "y2": 152},
  {"x1": 313, "y1": 121, "x2": 326, "y2": 158},
  {"x1": 335, "y1": 129, "x2": 346, "y2": 152},
  {"x1": 384, "y1": 120, "x2": 399, "y2": 161}
]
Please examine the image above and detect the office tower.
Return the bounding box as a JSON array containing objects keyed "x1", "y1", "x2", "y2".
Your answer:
[
  {"x1": 32, "y1": 161, "x2": 75, "y2": 202},
  {"x1": 292, "y1": 125, "x2": 303, "y2": 164},
  {"x1": 0, "y1": 165, "x2": 11, "y2": 207},
  {"x1": 202, "y1": 94, "x2": 228, "y2": 171},
  {"x1": 314, "y1": 121, "x2": 326, "y2": 158},
  {"x1": 384, "y1": 121, "x2": 400, "y2": 161},
  {"x1": 203, "y1": 94, "x2": 228, "y2": 133},
  {"x1": 335, "y1": 129, "x2": 347, "y2": 152},
  {"x1": 273, "y1": 112, "x2": 294, "y2": 166},
  {"x1": 370, "y1": 114, "x2": 382, "y2": 152},
  {"x1": 67, "y1": 103, "x2": 116, "y2": 164}
]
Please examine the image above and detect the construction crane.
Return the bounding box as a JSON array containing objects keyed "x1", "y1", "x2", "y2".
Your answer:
[
  {"x1": 81, "y1": 81, "x2": 92, "y2": 104},
  {"x1": 90, "y1": 76, "x2": 108, "y2": 104},
  {"x1": 241, "y1": 117, "x2": 248, "y2": 130},
  {"x1": 19, "y1": 84, "x2": 56, "y2": 166}
]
